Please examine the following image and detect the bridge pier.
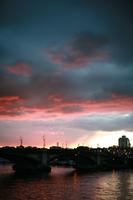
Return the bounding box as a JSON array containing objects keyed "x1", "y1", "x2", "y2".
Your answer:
[
  {"x1": 39, "y1": 150, "x2": 51, "y2": 173},
  {"x1": 12, "y1": 151, "x2": 51, "y2": 174},
  {"x1": 41, "y1": 151, "x2": 48, "y2": 165},
  {"x1": 96, "y1": 150, "x2": 101, "y2": 166}
]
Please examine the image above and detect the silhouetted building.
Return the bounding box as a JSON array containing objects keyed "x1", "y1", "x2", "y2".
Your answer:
[{"x1": 118, "y1": 135, "x2": 130, "y2": 148}]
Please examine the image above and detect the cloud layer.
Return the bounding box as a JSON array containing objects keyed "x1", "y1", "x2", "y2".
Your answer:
[
  {"x1": 48, "y1": 32, "x2": 107, "y2": 68},
  {"x1": 0, "y1": 0, "x2": 133, "y2": 147}
]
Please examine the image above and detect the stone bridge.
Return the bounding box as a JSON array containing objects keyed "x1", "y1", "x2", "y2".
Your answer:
[
  {"x1": 0, "y1": 147, "x2": 50, "y2": 173},
  {"x1": 0, "y1": 147, "x2": 130, "y2": 173}
]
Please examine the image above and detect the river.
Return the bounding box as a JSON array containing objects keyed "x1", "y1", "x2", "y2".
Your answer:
[{"x1": 0, "y1": 165, "x2": 133, "y2": 200}]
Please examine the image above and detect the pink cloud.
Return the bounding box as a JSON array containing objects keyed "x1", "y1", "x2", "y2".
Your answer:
[
  {"x1": 48, "y1": 94, "x2": 133, "y2": 114},
  {"x1": 0, "y1": 93, "x2": 133, "y2": 121},
  {"x1": 7, "y1": 62, "x2": 31, "y2": 76},
  {"x1": 0, "y1": 96, "x2": 20, "y2": 101}
]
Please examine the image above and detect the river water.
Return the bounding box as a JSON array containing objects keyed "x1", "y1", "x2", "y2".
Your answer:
[{"x1": 0, "y1": 165, "x2": 133, "y2": 200}]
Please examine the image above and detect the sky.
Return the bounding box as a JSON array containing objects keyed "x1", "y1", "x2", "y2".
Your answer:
[{"x1": 0, "y1": 0, "x2": 133, "y2": 148}]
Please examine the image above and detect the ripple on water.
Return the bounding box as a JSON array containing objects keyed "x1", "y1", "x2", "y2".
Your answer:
[{"x1": 0, "y1": 166, "x2": 133, "y2": 200}]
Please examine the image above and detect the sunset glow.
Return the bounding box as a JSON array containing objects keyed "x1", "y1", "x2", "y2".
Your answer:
[{"x1": 0, "y1": 1, "x2": 133, "y2": 148}]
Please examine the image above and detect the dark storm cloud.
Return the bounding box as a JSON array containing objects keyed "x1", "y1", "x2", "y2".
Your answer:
[
  {"x1": 48, "y1": 32, "x2": 107, "y2": 68},
  {"x1": 0, "y1": 0, "x2": 133, "y2": 117},
  {"x1": 0, "y1": 60, "x2": 133, "y2": 116},
  {"x1": 0, "y1": 70, "x2": 28, "y2": 97},
  {"x1": 99, "y1": 1, "x2": 133, "y2": 66},
  {"x1": 83, "y1": 63, "x2": 133, "y2": 100},
  {"x1": 1, "y1": 0, "x2": 133, "y2": 67},
  {"x1": 0, "y1": 62, "x2": 133, "y2": 117},
  {"x1": 73, "y1": 0, "x2": 133, "y2": 66}
]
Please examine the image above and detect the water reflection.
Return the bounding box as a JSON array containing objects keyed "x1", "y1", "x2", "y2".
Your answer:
[
  {"x1": 117, "y1": 171, "x2": 133, "y2": 200},
  {"x1": 0, "y1": 165, "x2": 133, "y2": 200}
]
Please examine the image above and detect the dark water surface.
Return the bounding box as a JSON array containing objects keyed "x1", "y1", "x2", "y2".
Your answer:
[{"x1": 0, "y1": 165, "x2": 133, "y2": 200}]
